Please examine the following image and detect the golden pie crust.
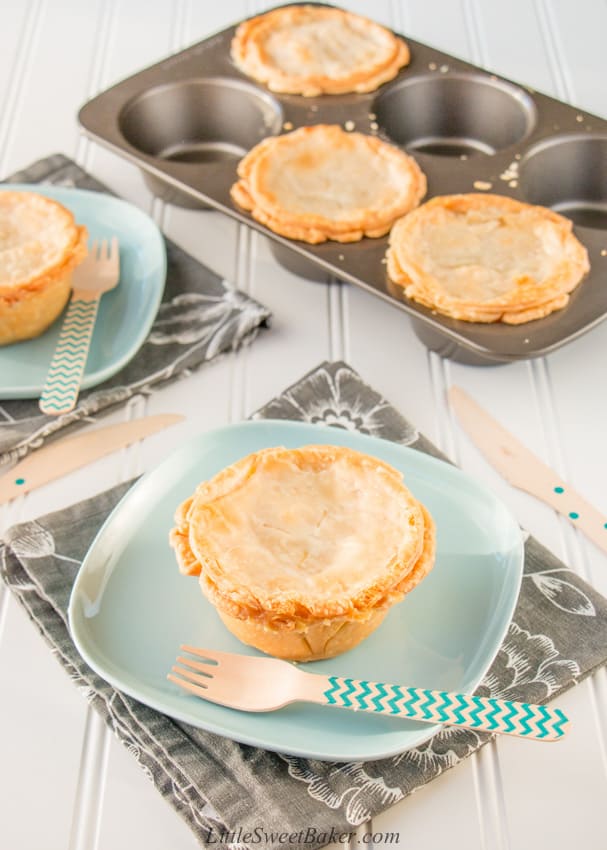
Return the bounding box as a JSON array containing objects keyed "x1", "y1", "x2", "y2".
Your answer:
[
  {"x1": 387, "y1": 193, "x2": 590, "y2": 324},
  {"x1": 170, "y1": 444, "x2": 436, "y2": 661},
  {"x1": 231, "y1": 5, "x2": 410, "y2": 97},
  {"x1": 231, "y1": 124, "x2": 427, "y2": 244},
  {"x1": 0, "y1": 191, "x2": 87, "y2": 345}
]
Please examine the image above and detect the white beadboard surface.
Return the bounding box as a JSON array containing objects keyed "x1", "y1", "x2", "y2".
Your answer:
[{"x1": 1, "y1": 1, "x2": 606, "y2": 848}]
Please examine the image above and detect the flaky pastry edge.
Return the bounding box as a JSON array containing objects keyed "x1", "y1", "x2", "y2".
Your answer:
[
  {"x1": 230, "y1": 125, "x2": 427, "y2": 244},
  {"x1": 0, "y1": 191, "x2": 88, "y2": 300},
  {"x1": 170, "y1": 444, "x2": 435, "y2": 630},
  {"x1": 386, "y1": 193, "x2": 589, "y2": 324},
  {"x1": 231, "y1": 5, "x2": 410, "y2": 96}
]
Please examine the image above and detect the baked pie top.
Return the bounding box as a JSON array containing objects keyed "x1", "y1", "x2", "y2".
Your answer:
[
  {"x1": 0, "y1": 191, "x2": 87, "y2": 298},
  {"x1": 231, "y1": 5, "x2": 410, "y2": 96},
  {"x1": 170, "y1": 445, "x2": 435, "y2": 628},
  {"x1": 231, "y1": 124, "x2": 426, "y2": 244},
  {"x1": 387, "y1": 193, "x2": 590, "y2": 324}
]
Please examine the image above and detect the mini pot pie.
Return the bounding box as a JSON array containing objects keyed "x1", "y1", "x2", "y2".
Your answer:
[
  {"x1": 387, "y1": 193, "x2": 590, "y2": 324},
  {"x1": 231, "y1": 124, "x2": 427, "y2": 244},
  {"x1": 0, "y1": 191, "x2": 88, "y2": 345},
  {"x1": 170, "y1": 445, "x2": 435, "y2": 662},
  {"x1": 231, "y1": 5, "x2": 410, "y2": 97}
]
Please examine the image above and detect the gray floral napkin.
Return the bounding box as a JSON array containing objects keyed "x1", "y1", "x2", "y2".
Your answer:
[
  {"x1": 2, "y1": 361, "x2": 606, "y2": 850},
  {"x1": 0, "y1": 155, "x2": 271, "y2": 466}
]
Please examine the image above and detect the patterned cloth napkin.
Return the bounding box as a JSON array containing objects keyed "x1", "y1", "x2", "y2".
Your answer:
[
  {"x1": 2, "y1": 361, "x2": 606, "y2": 850},
  {"x1": 0, "y1": 155, "x2": 271, "y2": 466}
]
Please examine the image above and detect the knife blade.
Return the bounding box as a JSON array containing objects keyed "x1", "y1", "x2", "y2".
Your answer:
[
  {"x1": 449, "y1": 386, "x2": 607, "y2": 555},
  {"x1": 0, "y1": 414, "x2": 184, "y2": 504}
]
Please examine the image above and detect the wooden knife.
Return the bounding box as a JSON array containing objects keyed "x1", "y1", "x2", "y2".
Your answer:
[
  {"x1": 0, "y1": 414, "x2": 184, "y2": 504},
  {"x1": 449, "y1": 386, "x2": 607, "y2": 555}
]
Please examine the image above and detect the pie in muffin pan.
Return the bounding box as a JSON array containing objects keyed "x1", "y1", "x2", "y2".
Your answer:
[
  {"x1": 387, "y1": 194, "x2": 590, "y2": 324},
  {"x1": 170, "y1": 444, "x2": 436, "y2": 661},
  {"x1": 231, "y1": 4, "x2": 410, "y2": 97},
  {"x1": 0, "y1": 191, "x2": 87, "y2": 346},
  {"x1": 78, "y1": 3, "x2": 607, "y2": 363},
  {"x1": 231, "y1": 124, "x2": 426, "y2": 244}
]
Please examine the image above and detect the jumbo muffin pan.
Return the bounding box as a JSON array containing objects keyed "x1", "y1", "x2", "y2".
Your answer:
[{"x1": 78, "y1": 3, "x2": 607, "y2": 365}]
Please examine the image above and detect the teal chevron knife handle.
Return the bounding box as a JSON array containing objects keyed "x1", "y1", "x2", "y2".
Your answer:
[
  {"x1": 321, "y1": 677, "x2": 569, "y2": 741},
  {"x1": 39, "y1": 293, "x2": 100, "y2": 415}
]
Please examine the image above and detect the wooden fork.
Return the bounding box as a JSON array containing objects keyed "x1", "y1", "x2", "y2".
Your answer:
[
  {"x1": 39, "y1": 237, "x2": 120, "y2": 415},
  {"x1": 169, "y1": 646, "x2": 570, "y2": 742}
]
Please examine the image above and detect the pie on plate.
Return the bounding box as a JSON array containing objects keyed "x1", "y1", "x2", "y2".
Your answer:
[
  {"x1": 386, "y1": 193, "x2": 590, "y2": 324},
  {"x1": 0, "y1": 190, "x2": 87, "y2": 345},
  {"x1": 231, "y1": 124, "x2": 427, "y2": 244},
  {"x1": 170, "y1": 444, "x2": 436, "y2": 661},
  {"x1": 231, "y1": 5, "x2": 410, "y2": 96}
]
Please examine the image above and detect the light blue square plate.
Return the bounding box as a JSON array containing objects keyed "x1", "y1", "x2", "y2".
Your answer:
[
  {"x1": 68, "y1": 420, "x2": 524, "y2": 761},
  {"x1": 0, "y1": 185, "x2": 166, "y2": 399}
]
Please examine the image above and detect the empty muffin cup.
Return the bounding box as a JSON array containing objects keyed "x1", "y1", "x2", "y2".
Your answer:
[
  {"x1": 374, "y1": 72, "x2": 536, "y2": 157},
  {"x1": 520, "y1": 134, "x2": 607, "y2": 229},
  {"x1": 119, "y1": 77, "x2": 283, "y2": 207}
]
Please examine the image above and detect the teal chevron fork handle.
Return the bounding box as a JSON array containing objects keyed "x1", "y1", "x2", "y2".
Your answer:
[
  {"x1": 39, "y1": 293, "x2": 100, "y2": 415},
  {"x1": 39, "y1": 236, "x2": 120, "y2": 415},
  {"x1": 322, "y1": 676, "x2": 569, "y2": 741}
]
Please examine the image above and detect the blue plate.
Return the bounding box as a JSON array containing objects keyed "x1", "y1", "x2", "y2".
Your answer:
[
  {"x1": 0, "y1": 185, "x2": 166, "y2": 399},
  {"x1": 68, "y1": 420, "x2": 524, "y2": 761}
]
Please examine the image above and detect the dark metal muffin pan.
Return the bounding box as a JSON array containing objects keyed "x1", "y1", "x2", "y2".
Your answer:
[{"x1": 78, "y1": 3, "x2": 607, "y2": 364}]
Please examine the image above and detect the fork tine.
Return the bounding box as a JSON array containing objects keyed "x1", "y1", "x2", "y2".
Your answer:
[
  {"x1": 168, "y1": 673, "x2": 211, "y2": 699},
  {"x1": 89, "y1": 238, "x2": 99, "y2": 259},
  {"x1": 109, "y1": 235, "x2": 120, "y2": 270},
  {"x1": 175, "y1": 655, "x2": 215, "y2": 676},
  {"x1": 99, "y1": 239, "x2": 109, "y2": 261},
  {"x1": 171, "y1": 664, "x2": 211, "y2": 687},
  {"x1": 179, "y1": 645, "x2": 223, "y2": 663},
  {"x1": 180, "y1": 645, "x2": 221, "y2": 662}
]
